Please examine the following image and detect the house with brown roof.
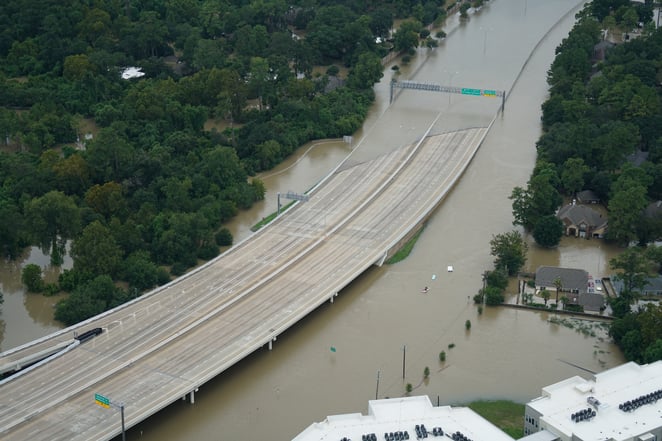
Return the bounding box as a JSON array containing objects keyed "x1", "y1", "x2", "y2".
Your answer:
[{"x1": 557, "y1": 202, "x2": 608, "y2": 239}]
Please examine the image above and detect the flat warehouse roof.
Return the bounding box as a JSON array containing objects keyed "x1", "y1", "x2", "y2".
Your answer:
[
  {"x1": 527, "y1": 361, "x2": 662, "y2": 441},
  {"x1": 293, "y1": 395, "x2": 514, "y2": 441}
]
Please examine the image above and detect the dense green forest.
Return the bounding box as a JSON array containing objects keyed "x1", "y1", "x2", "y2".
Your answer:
[
  {"x1": 511, "y1": 0, "x2": 662, "y2": 247},
  {"x1": 0, "y1": 0, "x2": 455, "y2": 324},
  {"x1": 511, "y1": 0, "x2": 662, "y2": 363}
]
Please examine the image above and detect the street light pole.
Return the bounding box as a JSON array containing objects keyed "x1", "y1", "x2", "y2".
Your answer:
[{"x1": 120, "y1": 404, "x2": 126, "y2": 441}]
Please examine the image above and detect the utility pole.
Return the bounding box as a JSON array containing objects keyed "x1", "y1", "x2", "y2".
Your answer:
[
  {"x1": 375, "y1": 370, "x2": 380, "y2": 400},
  {"x1": 402, "y1": 345, "x2": 406, "y2": 379}
]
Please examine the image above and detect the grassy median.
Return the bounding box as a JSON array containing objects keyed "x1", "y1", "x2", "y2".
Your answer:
[
  {"x1": 464, "y1": 400, "x2": 525, "y2": 438},
  {"x1": 386, "y1": 226, "x2": 425, "y2": 264}
]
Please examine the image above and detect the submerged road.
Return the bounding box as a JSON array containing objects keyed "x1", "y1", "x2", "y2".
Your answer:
[{"x1": 0, "y1": 126, "x2": 488, "y2": 440}]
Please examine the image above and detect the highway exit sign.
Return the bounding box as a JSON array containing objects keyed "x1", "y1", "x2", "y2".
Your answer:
[{"x1": 95, "y1": 393, "x2": 110, "y2": 409}]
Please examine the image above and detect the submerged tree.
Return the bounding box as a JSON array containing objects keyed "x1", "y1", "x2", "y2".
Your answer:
[{"x1": 489, "y1": 230, "x2": 528, "y2": 276}]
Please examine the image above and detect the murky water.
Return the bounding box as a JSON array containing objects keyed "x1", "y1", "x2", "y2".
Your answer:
[
  {"x1": 0, "y1": 247, "x2": 70, "y2": 351},
  {"x1": 0, "y1": 0, "x2": 625, "y2": 439}
]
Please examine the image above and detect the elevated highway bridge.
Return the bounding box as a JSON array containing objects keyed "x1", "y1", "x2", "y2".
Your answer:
[{"x1": 0, "y1": 125, "x2": 489, "y2": 440}]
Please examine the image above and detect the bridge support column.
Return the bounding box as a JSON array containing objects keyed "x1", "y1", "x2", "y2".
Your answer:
[
  {"x1": 268, "y1": 337, "x2": 276, "y2": 350},
  {"x1": 190, "y1": 388, "x2": 198, "y2": 404},
  {"x1": 330, "y1": 292, "x2": 338, "y2": 303}
]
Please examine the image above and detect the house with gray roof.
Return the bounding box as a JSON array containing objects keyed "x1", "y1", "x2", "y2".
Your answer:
[
  {"x1": 557, "y1": 202, "x2": 607, "y2": 239},
  {"x1": 535, "y1": 266, "x2": 605, "y2": 309},
  {"x1": 576, "y1": 190, "x2": 600, "y2": 204},
  {"x1": 611, "y1": 275, "x2": 662, "y2": 296},
  {"x1": 535, "y1": 266, "x2": 589, "y2": 295}
]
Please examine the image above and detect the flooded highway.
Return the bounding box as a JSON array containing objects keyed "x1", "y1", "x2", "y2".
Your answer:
[{"x1": 0, "y1": 1, "x2": 625, "y2": 440}]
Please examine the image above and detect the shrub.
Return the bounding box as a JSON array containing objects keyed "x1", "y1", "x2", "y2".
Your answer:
[
  {"x1": 326, "y1": 65, "x2": 340, "y2": 76},
  {"x1": 197, "y1": 243, "x2": 219, "y2": 260},
  {"x1": 465, "y1": 319, "x2": 472, "y2": 330},
  {"x1": 43, "y1": 283, "x2": 60, "y2": 296},
  {"x1": 439, "y1": 351, "x2": 446, "y2": 362},
  {"x1": 22, "y1": 264, "x2": 44, "y2": 292},
  {"x1": 448, "y1": 343, "x2": 455, "y2": 349},
  {"x1": 484, "y1": 285, "x2": 505, "y2": 305},
  {"x1": 424, "y1": 366, "x2": 430, "y2": 378},
  {"x1": 406, "y1": 383, "x2": 413, "y2": 393},
  {"x1": 215, "y1": 228, "x2": 233, "y2": 246},
  {"x1": 565, "y1": 304, "x2": 584, "y2": 313}
]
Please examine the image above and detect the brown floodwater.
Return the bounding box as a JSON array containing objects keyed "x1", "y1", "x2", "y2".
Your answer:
[{"x1": 0, "y1": 1, "x2": 625, "y2": 440}]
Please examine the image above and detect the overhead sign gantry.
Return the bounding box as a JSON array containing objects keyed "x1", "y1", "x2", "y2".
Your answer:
[{"x1": 390, "y1": 79, "x2": 506, "y2": 113}]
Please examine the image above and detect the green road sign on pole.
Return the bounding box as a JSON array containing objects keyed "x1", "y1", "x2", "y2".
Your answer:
[
  {"x1": 94, "y1": 393, "x2": 126, "y2": 441},
  {"x1": 94, "y1": 393, "x2": 110, "y2": 409},
  {"x1": 482, "y1": 89, "x2": 497, "y2": 97},
  {"x1": 461, "y1": 88, "x2": 481, "y2": 96}
]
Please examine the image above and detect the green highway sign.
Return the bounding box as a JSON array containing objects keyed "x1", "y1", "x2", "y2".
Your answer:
[
  {"x1": 483, "y1": 89, "x2": 497, "y2": 97},
  {"x1": 95, "y1": 393, "x2": 110, "y2": 409},
  {"x1": 461, "y1": 88, "x2": 481, "y2": 96}
]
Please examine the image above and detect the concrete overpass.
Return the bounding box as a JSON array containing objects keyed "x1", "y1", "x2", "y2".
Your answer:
[{"x1": 0, "y1": 126, "x2": 488, "y2": 440}]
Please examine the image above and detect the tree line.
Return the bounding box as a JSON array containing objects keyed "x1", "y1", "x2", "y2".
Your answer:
[{"x1": 0, "y1": 0, "x2": 455, "y2": 325}]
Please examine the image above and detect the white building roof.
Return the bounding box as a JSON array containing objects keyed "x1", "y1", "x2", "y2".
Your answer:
[
  {"x1": 293, "y1": 395, "x2": 514, "y2": 441},
  {"x1": 120, "y1": 66, "x2": 145, "y2": 80},
  {"x1": 527, "y1": 361, "x2": 662, "y2": 441}
]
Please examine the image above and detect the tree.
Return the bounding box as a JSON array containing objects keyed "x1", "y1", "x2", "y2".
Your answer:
[
  {"x1": 560, "y1": 157, "x2": 589, "y2": 195},
  {"x1": 483, "y1": 285, "x2": 505, "y2": 305},
  {"x1": 55, "y1": 275, "x2": 129, "y2": 325},
  {"x1": 52, "y1": 154, "x2": 91, "y2": 196},
  {"x1": 528, "y1": 165, "x2": 562, "y2": 218},
  {"x1": 485, "y1": 269, "x2": 508, "y2": 290},
  {"x1": 560, "y1": 295, "x2": 569, "y2": 310},
  {"x1": 510, "y1": 163, "x2": 562, "y2": 231},
  {"x1": 215, "y1": 228, "x2": 233, "y2": 246},
  {"x1": 644, "y1": 339, "x2": 662, "y2": 363},
  {"x1": 393, "y1": 20, "x2": 421, "y2": 53},
  {"x1": 25, "y1": 190, "x2": 81, "y2": 264},
  {"x1": 610, "y1": 247, "x2": 652, "y2": 304},
  {"x1": 71, "y1": 221, "x2": 123, "y2": 278},
  {"x1": 0, "y1": 198, "x2": 26, "y2": 259},
  {"x1": 85, "y1": 129, "x2": 137, "y2": 183},
  {"x1": 85, "y1": 182, "x2": 128, "y2": 221},
  {"x1": 553, "y1": 276, "x2": 563, "y2": 305},
  {"x1": 608, "y1": 182, "x2": 648, "y2": 245},
  {"x1": 540, "y1": 289, "x2": 551, "y2": 305},
  {"x1": 489, "y1": 231, "x2": 528, "y2": 276},
  {"x1": 121, "y1": 251, "x2": 168, "y2": 291},
  {"x1": 248, "y1": 56, "x2": 271, "y2": 111},
  {"x1": 22, "y1": 263, "x2": 44, "y2": 292},
  {"x1": 533, "y1": 215, "x2": 564, "y2": 248},
  {"x1": 346, "y1": 52, "x2": 383, "y2": 90},
  {"x1": 510, "y1": 186, "x2": 535, "y2": 230}
]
